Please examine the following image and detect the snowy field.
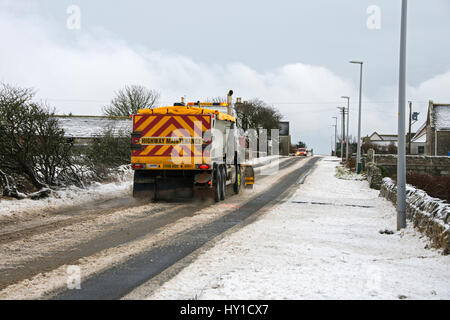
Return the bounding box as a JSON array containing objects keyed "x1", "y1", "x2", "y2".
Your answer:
[{"x1": 136, "y1": 157, "x2": 450, "y2": 300}]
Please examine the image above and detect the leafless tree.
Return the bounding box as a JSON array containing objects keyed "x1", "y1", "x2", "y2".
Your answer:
[
  {"x1": 0, "y1": 83, "x2": 80, "y2": 197},
  {"x1": 103, "y1": 85, "x2": 160, "y2": 117},
  {"x1": 235, "y1": 98, "x2": 283, "y2": 134}
]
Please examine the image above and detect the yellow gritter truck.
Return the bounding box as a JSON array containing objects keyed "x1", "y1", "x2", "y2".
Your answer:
[{"x1": 130, "y1": 91, "x2": 254, "y2": 202}]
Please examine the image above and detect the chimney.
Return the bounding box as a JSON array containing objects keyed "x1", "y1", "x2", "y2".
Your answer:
[{"x1": 227, "y1": 90, "x2": 233, "y2": 115}]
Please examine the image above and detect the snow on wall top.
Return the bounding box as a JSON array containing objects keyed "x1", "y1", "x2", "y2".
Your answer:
[
  {"x1": 382, "y1": 177, "x2": 450, "y2": 224},
  {"x1": 55, "y1": 116, "x2": 132, "y2": 138},
  {"x1": 372, "y1": 140, "x2": 397, "y2": 146},
  {"x1": 434, "y1": 105, "x2": 450, "y2": 130}
]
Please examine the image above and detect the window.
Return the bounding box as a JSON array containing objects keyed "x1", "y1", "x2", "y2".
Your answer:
[{"x1": 418, "y1": 146, "x2": 424, "y2": 154}]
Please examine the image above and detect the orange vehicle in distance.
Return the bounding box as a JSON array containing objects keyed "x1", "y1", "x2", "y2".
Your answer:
[{"x1": 295, "y1": 148, "x2": 307, "y2": 156}]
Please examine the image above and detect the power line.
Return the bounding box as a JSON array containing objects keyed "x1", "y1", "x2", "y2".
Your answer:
[
  {"x1": 40, "y1": 97, "x2": 430, "y2": 104},
  {"x1": 42, "y1": 98, "x2": 110, "y2": 103}
]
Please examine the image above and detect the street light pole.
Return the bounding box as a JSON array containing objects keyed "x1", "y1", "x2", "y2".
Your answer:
[
  {"x1": 332, "y1": 116, "x2": 337, "y2": 156},
  {"x1": 408, "y1": 101, "x2": 412, "y2": 154},
  {"x1": 338, "y1": 107, "x2": 346, "y2": 161},
  {"x1": 350, "y1": 61, "x2": 363, "y2": 173},
  {"x1": 341, "y1": 96, "x2": 350, "y2": 162},
  {"x1": 397, "y1": 0, "x2": 408, "y2": 230},
  {"x1": 330, "y1": 135, "x2": 333, "y2": 155}
]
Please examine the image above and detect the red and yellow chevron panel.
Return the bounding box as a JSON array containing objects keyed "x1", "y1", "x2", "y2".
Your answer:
[{"x1": 131, "y1": 114, "x2": 211, "y2": 168}]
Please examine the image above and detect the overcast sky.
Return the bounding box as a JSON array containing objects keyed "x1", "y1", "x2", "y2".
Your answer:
[{"x1": 1, "y1": 0, "x2": 449, "y2": 154}]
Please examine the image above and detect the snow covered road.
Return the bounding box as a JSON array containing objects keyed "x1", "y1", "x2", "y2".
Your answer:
[
  {"x1": 134, "y1": 157, "x2": 450, "y2": 300},
  {"x1": 0, "y1": 155, "x2": 312, "y2": 299}
]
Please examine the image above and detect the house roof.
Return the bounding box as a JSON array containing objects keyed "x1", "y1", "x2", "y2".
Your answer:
[
  {"x1": 433, "y1": 104, "x2": 450, "y2": 130},
  {"x1": 413, "y1": 133, "x2": 426, "y2": 143},
  {"x1": 369, "y1": 132, "x2": 382, "y2": 141},
  {"x1": 379, "y1": 134, "x2": 397, "y2": 141},
  {"x1": 368, "y1": 132, "x2": 397, "y2": 141},
  {"x1": 412, "y1": 121, "x2": 426, "y2": 142},
  {"x1": 54, "y1": 116, "x2": 132, "y2": 138}
]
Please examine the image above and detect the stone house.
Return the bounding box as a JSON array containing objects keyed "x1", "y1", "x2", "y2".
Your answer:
[
  {"x1": 411, "y1": 101, "x2": 450, "y2": 156},
  {"x1": 365, "y1": 131, "x2": 426, "y2": 155},
  {"x1": 364, "y1": 132, "x2": 398, "y2": 152}
]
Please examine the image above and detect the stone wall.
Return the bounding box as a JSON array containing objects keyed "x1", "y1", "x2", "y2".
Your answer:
[
  {"x1": 427, "y1": 127, "x2": 450, "y2": 156},
  {"x1": 426, "y1": 125, "x2": 434, "y2": 156},
  {"x1": 374, "y1": 154, "x2": 450, "y2": 176},
  {"x1": 437, "y1": 131, "x2": 450, "y2": 156},
  {"x1": 380, "y1": 178, "x2": 450, "y2": 254},
  {"x1": 366, "y1": 162, "x2": 382, "y2": 190}
]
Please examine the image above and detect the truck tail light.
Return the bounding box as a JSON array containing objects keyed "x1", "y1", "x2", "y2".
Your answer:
[
  {"x1": 131, "y1": 131, "x2": 143, "y2": 150},
  {"x1": 132, "y1": 163, "x2": 144, "y2": 169},
  {"x1": 202, "y1": 136, "x2": 212, "y2": 144},
  {"x1": 198, "y1": 164, "x2": 210, "y2": 170},
  {"x1": 132, "y1": 137, "x2": 140, "y2": 144},
  {"x1": 131, "y1": 131, "x2": 141, "y2": 144}
]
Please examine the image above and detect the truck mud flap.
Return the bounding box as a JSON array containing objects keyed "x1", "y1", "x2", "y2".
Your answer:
[
  {"x1": 133, "y1": 170, "x2": 156, "y2": 199},
  {"x1": 133, "y1": 182, "x2": 156, "y2": 199},
  {"x1": 242, "y1": 165, "x2": 255, "y2": 189},
  {"x1": 193, "y1": 185, "x2": 215, "y2": 201},
  {"x1": 156, "y1": 177, "x2": 194, "y2": 201}
]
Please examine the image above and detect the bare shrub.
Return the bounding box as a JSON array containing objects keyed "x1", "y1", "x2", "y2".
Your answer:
[
  {"x1": 345, "y1": 157, "x2": 356, "y2": 170},
  {"x1": 0, "y1": 84, "x2": 81, "y2": 197},
  {"x1": 406, "y1": 171, "x2": 450, "y2": 202},
  {"x1": 82, "y1": 126, "x2": 131, "y2": 181}
]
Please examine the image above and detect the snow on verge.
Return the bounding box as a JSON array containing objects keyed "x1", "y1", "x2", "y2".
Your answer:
[
  {"x1": 0, "y1": 156, "x2": 285, "y2": 219},
  {"x1": 141, "y1": 157, "x2": 450, "y2": 300},
  {"x1": 0, "y1": 165, "x2": 133, "y2": 218},
  {"x1": 335, "y1": 165, "x2": 365, "y2": 181}
]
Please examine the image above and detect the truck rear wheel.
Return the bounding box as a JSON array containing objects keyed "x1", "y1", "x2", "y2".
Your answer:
[
  {"x1": 220, "y1": 165, "x2": 226, "y2": 201},
  {"x1": 214, "y1": 166, "x2": 222, "y2": 202}
]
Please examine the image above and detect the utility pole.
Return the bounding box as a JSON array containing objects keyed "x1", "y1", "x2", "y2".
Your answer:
[
  {"x1": 330, "y1": 135, "x2": 333, "y2": 156},
  {"x1": 332, "y1": 116, "x2": 337, "y2": 156},
  {"x1": 397, "y1": 0, "x2": 408, "y2": 230},
  {"x1": 350, "y1": 61, "x2": 363, "y2": 173},
  {"x1": 408, "y1": 101, "x2": 412, "y2": 154},
  {"x1": 338, "y1": 107, "x2": 346, "y2": 161},
  {"x1": 341, "y1": 96, "x2": 350, "y2": 162},
  {"x1": 342, "y1": 108, "x2": 345, "y2": 161}
]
